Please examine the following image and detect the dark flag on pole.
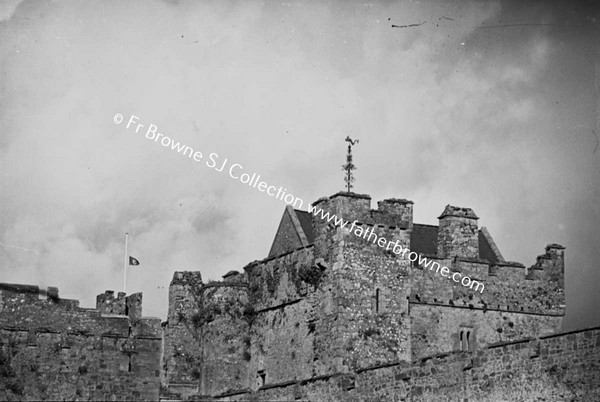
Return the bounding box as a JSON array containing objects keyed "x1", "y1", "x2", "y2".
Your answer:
[{"x1": 129, "y1": 256, "x2": 140, "y2": 266}]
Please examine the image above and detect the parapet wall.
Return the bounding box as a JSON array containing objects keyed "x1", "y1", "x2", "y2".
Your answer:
[
  {"x1": 311, "y1": 192, "x2": 413, "y2": 231},
  {"x1": 218, "y1": 326, "x2": 600, "y2": 401},
  {"x1": 410, "y1": 244, "x2": 565, "y2": 317},
  {"x1": 0, "y1": 283, "x2": 161, "y2": 401}
]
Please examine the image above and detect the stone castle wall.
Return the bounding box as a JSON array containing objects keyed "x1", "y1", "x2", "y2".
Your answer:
[
  {"x1": 410, "y1": 303, "x2": 562, "y2": 359},
  {"x1": 162, "y1": 192, "x2": 583, "y2": 401},
  {"x1": 219, "y1": 326, "x2": 600, "y2": 401},
  {"x1": 0, "y1": 283, "x2": 161, "y2": 401},
  {"x1": 331, "y1": 223, "x2": 412, "y2": 370},
  {"x1": 245, "y1": 246, "x2": 317, "y2": 387},
  {"x1": 409, "y1": 246, "x2": 565, "y2": 358},
  {"x1": 1, "y1": 191, "x2": 584, "y2": 401}
]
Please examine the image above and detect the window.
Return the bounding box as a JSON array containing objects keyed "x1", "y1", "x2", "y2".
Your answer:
[
  {"x1": 257, "y1": 370, "x2": 266, "y2": 387},
  {"x1": 458, "y1": 328, "x2": 476, "y2": 352},
  {"x1": 373, "y1": 288, "x2": 386, "y2": 313}
]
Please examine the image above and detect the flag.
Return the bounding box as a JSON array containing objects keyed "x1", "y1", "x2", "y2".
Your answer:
[{"x1": 129, "y1": 256, "x2": 140, "y2": 266}]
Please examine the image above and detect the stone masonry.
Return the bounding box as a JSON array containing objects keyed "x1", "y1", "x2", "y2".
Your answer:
[
  {"x1": 161, "y1": 191, "x2": 600, "y2": 400},
  {"x1": 0, "y1": 191, "x2": 598, "y2": 400},
  {"x1": 0, "y1": 284, "x2": 161, "y2": 401}
]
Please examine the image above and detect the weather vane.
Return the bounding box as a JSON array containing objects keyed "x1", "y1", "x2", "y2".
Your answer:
[{"x1": 342, "y1": 136, "x2": 359, "y2": 192}]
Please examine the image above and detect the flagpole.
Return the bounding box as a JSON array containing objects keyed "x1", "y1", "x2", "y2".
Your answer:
[{"x1": 123, "y1": 232, "x2": 129, "y2": 294}]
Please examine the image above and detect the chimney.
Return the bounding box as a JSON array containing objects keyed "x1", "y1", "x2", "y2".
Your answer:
[
  {"x1": 437, "y1": 205, "x2": 479, "y2": 259},
  {"x1": 377, "y1": 198, "x2": 413, "y2": 229}
]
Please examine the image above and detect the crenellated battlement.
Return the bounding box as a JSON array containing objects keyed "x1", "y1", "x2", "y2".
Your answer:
[
  {"x1": 0, "y1": 283, "x2": 78, "y2": 312},
  {"x1": 0, "y1": 282, "x2": 159, "y2": 335},
  {"x1": 410, "y1": 242, "x2": 565, "y2": 315},
  {"x1": 0, "y1": 182, "x2": 593, "y2": 399},
  {"x1": 311, "y1": 192, "x2": 413, "y2": 230},
  {"x1": 160, "y1": 191, "x2": 580, "y2": 400},
  {"x1": 0, "y1": 282, "x2": 161, "y2": 401}
]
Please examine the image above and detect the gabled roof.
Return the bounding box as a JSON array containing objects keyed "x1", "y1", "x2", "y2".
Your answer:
[
  {"x1": 267, "y1": 206, "x2": 314, "y2": 258},
  {"x1": 411, "y1": 223, "x2": 504, "y2": 263},
  {"x1": 479, "y1": 226, "x2": 505, "y2": 264},
  {"x1": 294, "y1": 210, "x2": 315, "y2": 244},
  {"x1": 268, "y1": 208, "x2": 504, "y2": 263}
]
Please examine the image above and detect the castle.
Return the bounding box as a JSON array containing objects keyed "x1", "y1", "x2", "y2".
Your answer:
[{"x1": 1, "y1": 191, "x2": 599, "y2": 400}]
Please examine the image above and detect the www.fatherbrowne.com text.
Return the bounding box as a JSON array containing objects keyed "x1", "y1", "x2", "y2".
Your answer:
[
  {"x1": 307, "y1": 203, "x2": 485, "y2": 293},
  {"x1": 115, "y1": 112, "x2": 484, "y2": 293}
]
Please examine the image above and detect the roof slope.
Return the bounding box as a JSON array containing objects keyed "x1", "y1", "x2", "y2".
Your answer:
[
  {"x1": 267, "y1": 206, "x2": 313, "y2": 258},
  {"x1": 294, "y1": 210, "x2": 315, "y2": 244},
  {"x1": 410, "y1": 224, "x2": 438, "y2": 256},
  {"x1": 268, "y1": 208, "x2": 504, "y2": 263},
  {"x1": 411, "y1": 224, "x2": 504, "y2": 263}
]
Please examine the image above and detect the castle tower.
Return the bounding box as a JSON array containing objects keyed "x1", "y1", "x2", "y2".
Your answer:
[
  {"x1": 197, "y1": 271, "x2": 250, "y2": 396},
  {"x1": 162, "y1": 270, "x2": 251, "y2": 398},
  {"x1": 163, "y1": 271, "x2": 204, "y2": 397},
  {"x1": 308, "y1": 192, "x2": 413, "y2": 373}
]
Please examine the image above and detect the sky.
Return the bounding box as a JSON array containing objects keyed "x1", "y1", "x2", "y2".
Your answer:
[{"x1": 0, "y1": 0, "x2": 598, "y2": 329}]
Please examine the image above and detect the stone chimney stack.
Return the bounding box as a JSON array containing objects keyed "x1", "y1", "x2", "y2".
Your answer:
[
  {"x1": 437, "y1": 205, "x2": 479, "y2": 259},
  {"x1": 377, "y1": 198, "x2": 413, "y2": 229}
]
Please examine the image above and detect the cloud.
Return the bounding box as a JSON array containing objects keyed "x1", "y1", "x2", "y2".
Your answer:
[{"x1": 0, "y1": 0, "x2": 22, "y2": 22}]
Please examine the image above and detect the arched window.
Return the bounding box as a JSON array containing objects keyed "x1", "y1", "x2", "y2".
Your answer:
[{"x1": 458, "y1": 327, "x2": 476, "y2": 351}]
